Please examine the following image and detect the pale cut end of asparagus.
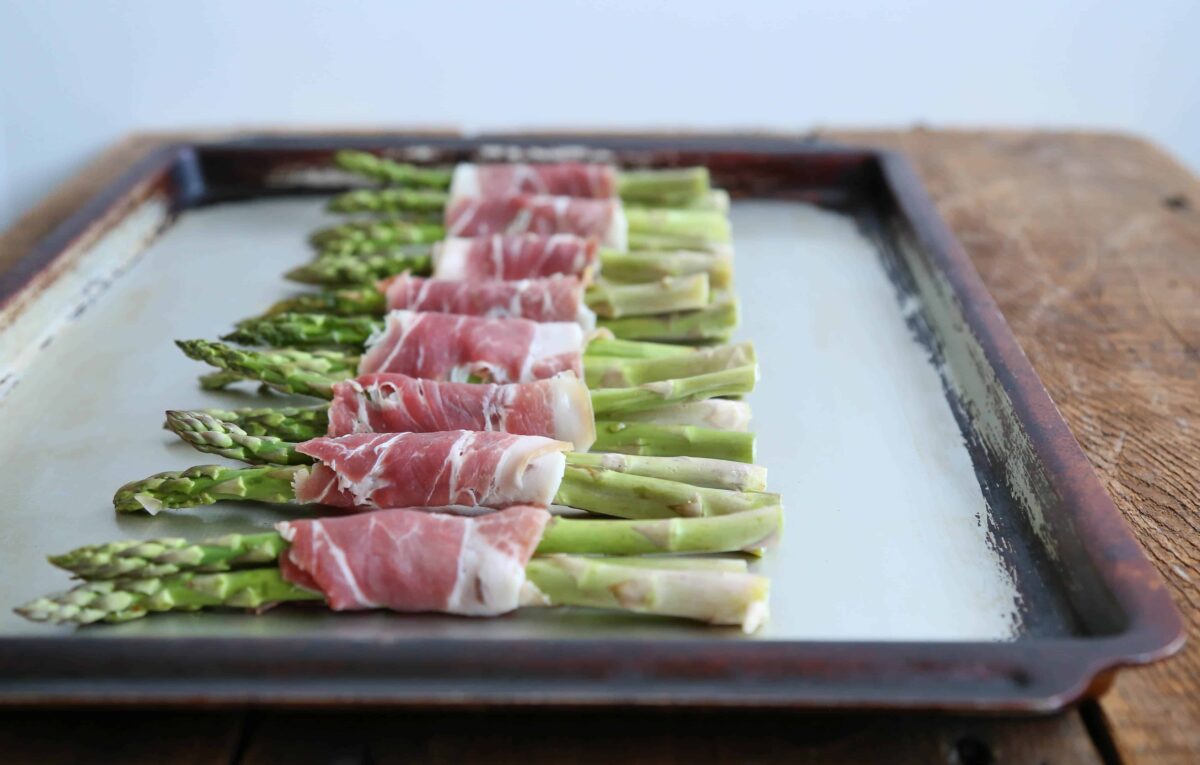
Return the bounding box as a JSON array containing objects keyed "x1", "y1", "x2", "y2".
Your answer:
[
  {"x1": 523, "y1": 555, "x2": 770, "y2": 633},
  {"x1": 616, "y1": 399, "x2": 752, "y2": 432},
  {"x1": 538, "y1": 505, "x2": 782, "y2": 557}
]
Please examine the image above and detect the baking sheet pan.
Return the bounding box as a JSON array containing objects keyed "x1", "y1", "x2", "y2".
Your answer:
[{"x1": 0, "y1": 135, "x2": 1182, "y2": 709}]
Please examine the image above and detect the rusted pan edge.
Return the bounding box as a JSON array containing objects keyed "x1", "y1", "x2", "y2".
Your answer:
[{"x1": 878, "y1": 151, "x2": 1185, "y2": 675}]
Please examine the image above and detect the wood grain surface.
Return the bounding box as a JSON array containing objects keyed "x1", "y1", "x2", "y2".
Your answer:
[{"x1": 0, "y1": 128, "x2": 1196, "y2": 764}]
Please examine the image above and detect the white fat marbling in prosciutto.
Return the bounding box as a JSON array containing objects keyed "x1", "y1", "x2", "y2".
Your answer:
[
  {"x1": 277, "y1": 505, "x2": 551, "y2": 615},
  {"x1": 432, "y1": 234, "x2": 598, "y2": 281},
  {"x1": 450, "y1": 163, "x2": 618, "y2": 199},
  {"x1": 358, "y1": 310, "x2": 585, "y2": 383},
  {"x1": 327, "y1": 373, "x2": 596, "y2": 451},
  {"x1": 445, "y1": 194, "x2": 626, "y2": 250},
  {"x1": 380, "y1": 273, "x2": 592, "y2": 326},
  {"x1": 293, "y1": 430, "x2": 571, "y2": 511}
]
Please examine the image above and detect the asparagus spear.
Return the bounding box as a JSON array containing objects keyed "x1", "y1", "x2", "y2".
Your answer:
[
  {"x1": 114, "y1": 463, "x2": 780, "y2": 519},
  {"x1": 178, "y1": 339, "x2": 756, "y2": 407},
  {"x1": 564, "y1": 452, "x2": 766, "y2": 491},
  {"x1": 598, "y1": 297, "x2": 740, "y2": 342},
  {"x1": 333, "y1": 150, "x2": 715, "y2": 208},
  {"x1": 287, "y1": 249, "x2": 434, "y2": 285},
  {"x1": 17, "y1": 555, "x2": 769, "y2": 631},
  {"x1": 48, "y1": 506, "x2": 781, "y2": 581},
  {"x1": 585, "y1": 342, "x2": 753, "y2": 387},
  {"x1": 593, "y1": 421, "x2": 755, "y2": 463}
]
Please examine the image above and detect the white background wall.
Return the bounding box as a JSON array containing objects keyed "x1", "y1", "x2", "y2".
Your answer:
[{"x1": 1, "y1": 0, "x2": 1197, "y2": 229}]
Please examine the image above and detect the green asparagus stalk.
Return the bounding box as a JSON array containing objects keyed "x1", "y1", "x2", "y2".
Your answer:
[
  {"x1": 583, "y1": 337, "x2": 695, "y2": 359},
  {"x1": 327, "y1": 188, "x2": 449, "y2": 215},
  {"x1": 19, "y1": 556, "x2": 768, "y2": 630},
  {"x1": 593, "y1": 421, "x2": 755, "y2": 463},
  {"x1": 177, "y1": 340, "x2": 353, "y2": 398},
  {"x1": 524, "y1": 556, "x2": 769, "y2": 631},
  {"x1": 585, "y1": 342, "x2": 753, "y2": 387},
  {"x1": 588, "y1": 365, "x2": 757, "y2": 413},
  {"x1": 587, "y1": 273, "x2": 710, "y2": 318},
  {"x1": 598, "y1": 297, "x2": 739, "y2": 342},
  {"x1": 563, "y1": 452, "x2": 766, "y2": 492},
  {"x1": 48, "y1": 506, "x2": 780, "y2": 582},
  {"x1": 597, "y1": 248, "x2": 733, "y2": 289},
  {"x1": 286, "y1": 249, "x2": 433, "y2": 286},
  {"x1": 49, "y1": 532, "x2": 290, "y2": 580},
  {"x1": 113, "y1": 465, "x2": 303, "y2": 514},
  {"x1": 310, "y1": 221, "x2": 445, "y2": 257},
  {"x1": 15, "y1": 569, "x2": 322, "y2": 625},
  {"x1": 166, "y1": 411, "x2": 311, "y2": 466},
  {"x1": 333, "y1": 150, "x2": 453, "y2": 189},
  {"x1": 177, "y1": 404, "x2": 330, "y2": 441},
  {"x1": 625, "y1": 207, "x2": 730, "y2": 245},
  {"x1": 114, "y1": 461, "x2": 778, "y2": 520}
]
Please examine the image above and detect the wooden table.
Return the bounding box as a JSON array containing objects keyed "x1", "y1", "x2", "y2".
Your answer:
[{"x1": 0, "y1": 129, "x2": 1196, "y2": 764}]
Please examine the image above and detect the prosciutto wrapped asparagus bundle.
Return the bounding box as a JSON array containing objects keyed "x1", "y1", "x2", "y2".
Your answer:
[
  {"x1": 114, "y1": 430, "x2": 779, "y2": 519},
  {"x1": 292, "y1": 233, "x2": 733, "y2": 292},
  {"x1": 332, "y1": 150, "x2": 718, "y2": 209},
  {"x1": 18, "y1": 506, "x2": 773, "y2": 631},
  {"x1": 271, "y1": 271, "x2": 712, "y2": 325},
  {"x1": 313, "y1": 208, "x2": 729, "y2": 264},
  {"x1": 168, "y1": 364, "x2": 754, "y2": 460},
  {"x1": 189, "y1": 311, "x2": 755, "y2": 392}
]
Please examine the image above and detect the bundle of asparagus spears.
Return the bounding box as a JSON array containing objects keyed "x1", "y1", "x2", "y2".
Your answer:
[{"x1": 17, "y1": 151, "x2": 781, "y2": 633}]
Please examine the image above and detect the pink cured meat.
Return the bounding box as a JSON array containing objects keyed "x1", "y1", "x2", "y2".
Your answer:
[
  {"x1": 379, "y1": 273, "x2": 585, "y2": 324},
  {"x1": 277, "y1": 505, "x2": 551, "y2": 615},
  {"x1": 445, "y1": 194, "x2": 625, "y2": 248},
  {"x1": 326, "y1": 373, "x2": 596, "y2": 450},
  {"x1": 454, "y1": 163, "x2": 617, "y2": 199},
  {"x1": 293, "y1": 430, "x2": 571, "y2": 511},
  {"x1": 432, "y1": 234, "x2": 598, "y2": 281},
  {"x1": 358, "y1": 310, "x2": 584, "y2": 384}
]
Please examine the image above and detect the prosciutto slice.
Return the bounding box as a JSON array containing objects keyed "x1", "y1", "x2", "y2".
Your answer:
[
  {"x1": 327, "y1": 373, "x2": 596, "y2": 450},
  {"x1": 293, "y1": 430, "x2": 571, "y2": 511},
  {"x1": 445, "y1": 194, "x2": 626, "y2": 250},
  {"x1": 450, "y1": 163, "x2": 617, "y2": 199},
  {"x1": 379, "y1": 273, "x2": 593, "y2": 327},
  {"x1": 432, "y1": 234, "x2": 598, "y2": 282},
  {"x1": 358, "y1": 310, "x2": 585, "y2": 383},
  {"x1": 277, "y1": 505, "x2": 551, "y2": 615}
]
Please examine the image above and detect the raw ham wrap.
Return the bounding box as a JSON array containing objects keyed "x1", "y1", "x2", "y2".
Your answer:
[
  {"x1": 358, "y1": 310, "x2": 585, "y2": 383},
  {"x1": 379, "y1": 273, "x2": 594, "y2": 328},
  {"x1": 327, "y1": 373, "x2": 596, "y2": 451},
  {"x1": 293, "y1": 430, "x2": 572, "y2": 512},
  {"x1": 445, "y1": 194, "x2": 626, "y2": 250},
  {"x1": 432, "y1": 234, "x2": 598, "y2": 282},
  {"x1": 450, "y1": 163, "x2": 617, "y2": 199},
  {"x1": 277, "y1": 505, "x2": 551, "y2": 615}
]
